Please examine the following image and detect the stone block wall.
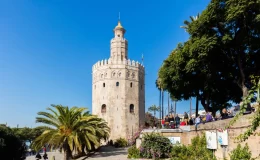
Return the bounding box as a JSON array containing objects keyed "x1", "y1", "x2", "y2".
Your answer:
[{"x1": 157, "y1": 114, "x2": 260, "y2": 159}]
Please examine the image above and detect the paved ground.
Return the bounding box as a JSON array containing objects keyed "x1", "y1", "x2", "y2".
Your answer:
[{"x1": 26, "y1": 146, "x2": 128, "y2": 160}]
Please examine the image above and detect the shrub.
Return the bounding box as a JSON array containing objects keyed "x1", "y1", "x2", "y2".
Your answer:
[
  {"x1": 0, "y1": 125, "x2": 27, "y2": 160},
  {"x1": 114, "y1": 137, "x2": 128, "y2": 148},
  {"x1": 140, "y1": 133, "x2": 172, "y2": 159},
  {"x1": 229, "y1": 143, "x2": 255, "y2": 160},
  {"x1": 170, "y1": 134, "x2": 216, "y2": 160},
  {"x1": 170, "y1": 144, "x2": 190, "y2": 160},
  {"x1": 127, "y1": 145, "x2": 140, "y2": 159}
]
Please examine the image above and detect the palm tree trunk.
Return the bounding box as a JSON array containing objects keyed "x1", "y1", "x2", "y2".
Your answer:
[
  {"x1": 196, "y1": 95, "x2": 199, "y2": 117},
  {"x1": 159, "y1": 89, "x2": 161, "y2": 120},
  {"x1": 189, "y1": 97, "x2": 192, "y2": 118},
  {"x1": 63, "y1": 141, "x2": 72, "y2": 160},
  {"x1": 162, "y1": 89, "x2": 164, "y2": 119}
]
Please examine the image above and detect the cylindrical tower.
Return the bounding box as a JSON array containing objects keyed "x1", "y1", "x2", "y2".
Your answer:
[{"x1": 92, "y1": 21, "x2": 145, "y2": 141}]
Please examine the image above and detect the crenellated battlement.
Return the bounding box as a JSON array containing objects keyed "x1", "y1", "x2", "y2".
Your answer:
[{"x1": 92, "y1": 58, "x2": 145, "y2": 71}]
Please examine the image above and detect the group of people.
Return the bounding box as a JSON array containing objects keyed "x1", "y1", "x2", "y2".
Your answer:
[
  {"x1": 161, "y1": 111, "x2": 217, "y2": 129},
  {"x1": 161, "y1": 112, "x2": 193, "y2": 129},
  {"x1": 161, "y1": 103, "x2": 256, "y2": 130}
]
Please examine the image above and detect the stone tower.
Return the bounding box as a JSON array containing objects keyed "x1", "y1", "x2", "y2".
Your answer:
[{"x1": 92, "y1": 20, "x2": 145, "y2": 141}]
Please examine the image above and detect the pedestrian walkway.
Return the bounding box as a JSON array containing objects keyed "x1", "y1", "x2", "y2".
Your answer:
[{"x1": 26, "y1": 146, "x2": 128, "y2": 160}]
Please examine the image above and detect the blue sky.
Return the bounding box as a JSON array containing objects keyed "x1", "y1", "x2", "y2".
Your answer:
[{"x1": 0, "y1": 0, "x2": 210, "y2": 127}]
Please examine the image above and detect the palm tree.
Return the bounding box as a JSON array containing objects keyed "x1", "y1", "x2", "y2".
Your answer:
[
  {"x1": 180, "y1": 13, "x2": 200, "y2": 32},
  {"x1": 31, "y1": 105, "x2": 110, "y2": 160},
  {"x1": 156, "y1": 78, "x2": 165, "y2": 119},
  {"x1": 78, "y1": 111, "x2": 110, "y2": 156},
  {"x1": 148, "y1": 105, "x2": 160, "y2": 118}
]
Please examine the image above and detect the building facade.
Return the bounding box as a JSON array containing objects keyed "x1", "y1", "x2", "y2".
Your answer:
[{"x1": 92, "y1": 20, "x2": 145, "y2": 140}]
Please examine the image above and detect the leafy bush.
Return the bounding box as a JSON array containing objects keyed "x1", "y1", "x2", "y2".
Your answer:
[
  {"x1": 170, "y1": 144, "x2": 190, "y2": 160},
  {"x1": 114, "y1": 137, "x2": 128, "y2": 148},
  {"x1": 170, "y1": 134, "x2": 216, "y2": 160},
  {"x1": 229, "y1": 143, "x2": 255, "y2": 160},
  {"x1": 0, "y1": 125, "x2": 27, "y2": 160},
  {"x1": 127, "y1": 145, "x2": 140, "y2": 159},
  {"x1": 140, "y1": 133, "x2": 172, "y2": 159}
]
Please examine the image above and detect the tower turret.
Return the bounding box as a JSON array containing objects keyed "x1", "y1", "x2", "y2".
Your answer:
[{"x1": 110, "y1": 21, "x2": 128, "y2": 61}]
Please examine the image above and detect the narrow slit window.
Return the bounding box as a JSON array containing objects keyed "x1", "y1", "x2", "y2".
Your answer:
[
  {"x1": 101, "y1": 104, "x2": 106, "y2": 113},
  {"x1": 130, "y1": 104, "x2": 134, "y2": 113},
  {"x1": 130, "y1": 82, "x2": 133, "y2": 88},
  {"x1": 116, "y1": 82, "x2": 119, "y2": 86},
  {"x1": 103, "y1": 83, "x2": 105, "y2": 87}
]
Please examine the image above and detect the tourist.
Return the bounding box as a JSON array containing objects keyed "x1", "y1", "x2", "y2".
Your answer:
[
  {"x1": 28, "y1": 148, "x2": 32, "y2": 156},
  {"x1": 221, "y1": 108, "x2": 229, "y2": 119},
  {"x1": 195, "y1": 115, "x2": 201, "y2": 130},
  {"x1": 43, "y1": 146, "x2": 46, "y2": 154},
  {"x1": 175, "y1": 114, "x2": 180, "y2": 128},
  {"x1": 165, "y1": 115, "x2": 169, "y2": 128},
  {"x1": 206, "y1": 112, "x2": 213, "y2": 122},
  {"x1": 189, "y1": 118, "x2": 194, "y2": 125},
  {"x1": 184, "y1": 112, "x2": 189, "y2": 120},
  {"x1": 161, "y1": 118, "x2": 165, "y2": 129},
  {"x1": 169, "y1": 114, "x2": 174, "y2": 128},
  {"x1": 180, "y1": 120, "x2": 187, "y2": 126}
]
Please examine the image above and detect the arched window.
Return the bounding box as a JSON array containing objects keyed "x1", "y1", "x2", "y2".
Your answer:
[
  {"x1": 130, "y1": 104, "x2": 134, "y2": 113},
  {"x1": 103, "y1": 83, "x2": 105, "y2": 87},
  {"x1": 130, "y1": 82, "x2": 133, "y2": 88},
  {"x1": 116, "y1": 82, "x2": 119, "y2": 86},
  {"x1": 101, "y1": 104, "x2": 106, "y2": 113}
]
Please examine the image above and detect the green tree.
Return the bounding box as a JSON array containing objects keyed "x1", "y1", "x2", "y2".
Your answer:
[
  {"x1": 0, "y1": 125, "x2": 27, "y2": 160},
  {"x1": 158, "y1": 0, "x2": 260, "y2": 114},
  {"x1": 227, "y1": 77, "x2": 260, "y2": 141},
  {"x1": 31, "y1": 104, "x2": 110, "y2": 160},
  {"x1": 148, "y1": 105, "x2": 160, "y2": 118},
  {"x1": 145, "y1": 112, "x2": 159, "y2": 128},
  {"x1": 180, "y1": 13, "x2": 200, "y2": 32}
]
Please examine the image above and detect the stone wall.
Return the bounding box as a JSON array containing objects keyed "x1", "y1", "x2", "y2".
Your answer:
[{"x1": 144, "y1": 114, "x2": 260, "y2": 160}]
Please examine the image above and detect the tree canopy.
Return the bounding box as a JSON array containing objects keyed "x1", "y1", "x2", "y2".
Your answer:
[
  {"x1": 31, "y1": 104, "x2": 110, "y2": 160},
  {"x1": 0, "y1": 125, "x2": 27, "y2": 160},
  {"x1": 158, "y1": 0, "x2": 260, "y2": 114}
]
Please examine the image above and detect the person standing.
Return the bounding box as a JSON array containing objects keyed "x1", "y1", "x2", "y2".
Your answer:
[
  {"x1": 195, "y1": 115, "x2": 201, "y2": 130},
  {"x1": 43, "y1": 146, "x2": 47, "y2": 154},
  {"x1": 206, "y1": 112, "x2": 213, "y2": 122},
  {"x1": 175, "y1": 114, "x2": 180, "y2": 128},
  {"x1": 28, "y1": 148, "x2": 32, "y2": 156}
]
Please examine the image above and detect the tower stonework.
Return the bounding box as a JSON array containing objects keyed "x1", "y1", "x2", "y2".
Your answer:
[{"x1": 92, "y1": 21, "x2": 145, "y2": 141}]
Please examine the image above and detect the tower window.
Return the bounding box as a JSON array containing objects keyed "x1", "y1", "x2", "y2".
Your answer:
[
  {"x1": 141, "y1": 85, "x2": 143, "y2": 90},
  {"x1": 130, "y1": 82, "x2": 133, "y2": 88},
  {"x1": 116, "y1": 82, "x2": 119, "y2": 86},
  {"x1": 103, "y1": 83, "x2": 105, "y2": 87},
  {"x1": 130, "y1": 104, "x2": 134, "y2": 113},
  {"x1": 118, "y1": 34, "x2": 120, "y2": 37},
  {"x1": 101, "y1": 104, "x2": 106, "y2": 113}
]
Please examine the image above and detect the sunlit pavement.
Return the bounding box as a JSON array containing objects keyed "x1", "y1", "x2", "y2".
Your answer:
[{"x1": 26, "y1": 146, "x2": 128, "y2": 160}]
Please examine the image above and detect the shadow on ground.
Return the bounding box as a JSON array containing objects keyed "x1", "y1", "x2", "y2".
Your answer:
[{"x1": 86, "y1": 145, "x2": 128, "y2": 159}]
